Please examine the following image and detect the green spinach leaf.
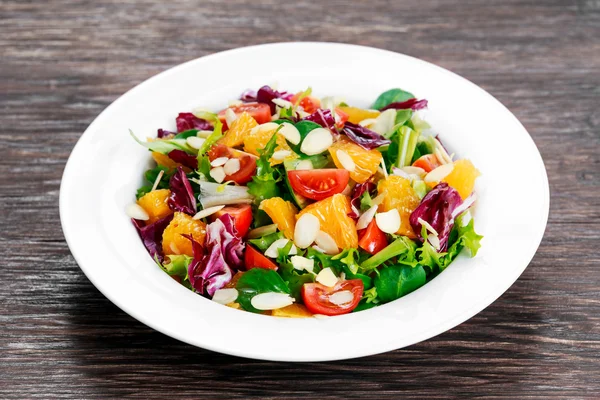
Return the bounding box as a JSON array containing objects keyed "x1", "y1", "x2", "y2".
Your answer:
[
  {"x1": 372, "y1": 88, "x2": 415, "y2": 110},
  {"x1": 374, "y1": 264, "x2": 426, "y2": 303},
  {"x1": 236, "y1": 268, "x2": 291, "y2": 313}
]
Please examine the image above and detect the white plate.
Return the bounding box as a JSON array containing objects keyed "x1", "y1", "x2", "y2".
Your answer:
[{"x1": 60, "y1": 42, "x2": 549, "y2": 361}]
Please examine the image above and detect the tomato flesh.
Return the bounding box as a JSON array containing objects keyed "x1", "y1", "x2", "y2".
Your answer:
[
  {"x1": 301, "y1": 279, "x2": 364, "y2": 316},
  {"x1": 207, "y1": 144, "x2": 257, "y2": 185},
  {"x1": 334, "y1": 107, "x2": 349, "y2": 129},
  {"x1": 218, "y1": 102, "x2": 272, "y2": 128},
  {"x1": 211, "y1": 204, "x2": 253, "y2": 238},
  {"x1": 287, "y1": 169, "x2": 349, "y2": 201},
  {"x1": 358, "y1": 218, "x2": 388, "y2": 255},
  {"x1": 412, "y1": 154, "x2": 441, "y2": 173},
  {"x1": 291, "y1": 94, "x2": 321, "y2": 114},
  {"x1": 244, "y1": 245, "x2": 278, "y2": 271}
]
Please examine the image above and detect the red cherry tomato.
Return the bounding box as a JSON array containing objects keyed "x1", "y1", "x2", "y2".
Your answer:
[
  {"x1": 334, "y1": 107, "x2": 349, "y2": 128},
  {"x1": 244, "y1": 245, "x2": 278, "y2": 271},
  {"x1": 207, "y1": 144, "x2": 257, "y2": 185},
  {"x1": 301, "y1": 279, "x2": 364, "y2": 316},
  {"x1": 358, "y1": 219, "x2": 388, "y2": 255},
  {"x1": 211, "y1": 204, "x2": 253, "y2": 238},
  {"x1": 218, "y1": 102, "x2": 272, "y2": 128},
  {"x1": 290, "y1": 94, "x2": 321, "y2": 114},
  {"x1": 287, "y1": 169, "x2": 349, "y2": 201},
  {"x1": 412, "y1": 154, "x2": 441, "y2": 173}
]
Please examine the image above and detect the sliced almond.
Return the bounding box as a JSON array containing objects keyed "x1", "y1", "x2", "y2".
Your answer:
[
  {"x1": 358, "y1": 118, "x2": 377, "y2": 127},
  {"x1": 247, "y1": 224, "x2": 278, "y2": 239},
  {"x1": 380, "y1": 158, "x2": 389, "y2": 178},
  {"x1": 169, "y1": 242, "x2": 180, "y2": 255},
  {"x1": 417, "y1": 217, "x2": 439, "y2": 237},
  {"x1": 290, "y1": 255, "x2": 314, "y2": 273},
  {"x1": 336, "y1": 149, "x2": 356, "y2": 172},
  {"x1": 251, "y1": 292, "x2": 294, "y2": 310},
  {"x1": 197, "y1": 130, "x2": 214, "y2": 138},
  {"x1": 402, "y1": 166, "x2": 426, "y2": 177},
  {"x1": 193, "y1": 205, "x2": 225, "y2": 220},
  {"x1": 212, "y1": 288, "x2": 239, "y2": 305},
  {"x1": 356, "y1": 204, "x2": 378, "y2": 230},
  {"x1": 314, "y1": 231, "x2": 339, "y2": 255},
  {"x1": 329, "y1": 290, "x2": 354, "y2": 306},
  {"x1": 186, "y1": 136, "x2": 206, "y2": 149},
  {"x1": 424, "y1": 163, "x2": 454, "y2": 184},
  {"x1": 294, "y1": 213, "x2": 320, "y2": 249},
  {"x1": 375, "y1": 209, "x2": 401, "y2": 234},
  {"x1": 311, "y1": 245, "x2": 326, "y2": 253},
  {"x1": 295, "y1": 160, "x2": 313, "y2": 170},
  {"x1": 252, "y1": 122, "x2": 279, "y2": 135},
  {"x1": 126, "y1": 203, "x2": 149, "y2": 221},
  {"x1": 272, "y1": 98, "x2": 293, "y2": 109},
  {"x1": 428, "y1": 234, "x2": 441, "y2": 250},
  {"x1": 151, "y1": 169, "x2": 165, "y2": 191},
  {"x1": 272, "y1": 150, "x2": 292, "y2": 161},
  {"x1": 265, "y1": 239, "x2": 297, "y2": 258},
  {"x1": 372, "y1": 193, "x2": 386, "y2": 206},
  {"x1": 228, "y1": 99, "x2": 243, "y2": 107},
  {"x1": 316, "y1": 267, "x2": 338, "y2": 288},
  {"x1": 300, "y1": 128, "x2": 333, "y2": 155},
  {"x1": 209, "y1": 166, "x2": 226, "y2": 183},
  {"x1": 210, "y1": 157, "x2": 229, "y2": 167},
  {"x1": 223, "y1": 158, "x2": 241, "y2": 175},
  {"x1": 225, "y1": 108, "x2": 238, "y2": 127},
  {"x1": 279, "y1": 122, "x2": 301, "y2": 145}
]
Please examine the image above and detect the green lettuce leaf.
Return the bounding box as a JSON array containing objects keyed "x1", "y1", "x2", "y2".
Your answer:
[{"x1": 374, "y1": 264, "x2": 426, "y2": 303}]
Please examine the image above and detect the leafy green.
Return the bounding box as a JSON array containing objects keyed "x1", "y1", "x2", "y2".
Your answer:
[
  {"x1": 394, "y1": 109, "x2": 413, "y2": 127},
  {"x1": 247, "y1": 132, "x2": 282, "y2": 205},
  {"x1": 197, "y1": 119, "x2": 223, "y2": 155},
  {"x1": 394, "y1": 125, "x2": 420, "y2": 167},
  {"x1": 130, "y1": 130, "x2": 194, "y2": 154},
  {"x1": 445, "y1": 212, "x2": 483, "y2": 262},
  {"x1": 235, "y1": 268, "x2": 291, "y2": 313},
  {"x1": 289, "y1": 120, "x2": 321, "y2": 154},
  {"x1": 359, "y1": 191, "x2": 374, "y2": 212},
  {"x1": 372, "y1": 88, "x2": 415, "y2": 110},
  {"x1": 135, "y1": 165, "x2": 173, "y2": 199},
  {"x1": 163, "y1": 254, "x2": 192, "y2": 279},
  {"x1": 331, "y1": 248, "x2": 360, "y2": 275},
  {"x1": 411, "y1": 180, "x2": 429, "y2": 200},
  {"x1": 360, "y1": 236, "x2": 418, "y2": 272},
  {"x1": 412, "y1": 135, "x2": 437, "y2": 163},
  {"x1": 196, "y1": 154, "x2": 213, "y2": 181},
  {"x1": 174, "y1": 129, "x2": 199, "y2": 139},
  {"x1": 374, "y1": 264, "x2": 426, "y2": 303},
  {"x1": 292, "y1": 86, "x2": 312, "y2": 106},
  {"x1": 304, "y1": 247, "x2": 332, "y2": 272},
  {"x1": 278, "y1": 260, "x2": 315, "y2": 301},
  {"x1": 248, "y1": 231, "x2": 285, "y2": 251}
]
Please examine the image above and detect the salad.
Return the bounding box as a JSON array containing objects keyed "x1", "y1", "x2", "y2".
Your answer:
[{"x1": 127, "y1": 85, "x2": 482, "y2": 317}]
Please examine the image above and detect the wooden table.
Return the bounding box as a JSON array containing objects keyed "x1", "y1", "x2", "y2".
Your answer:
[{"x1": 2, "y1": 0, "x2": 599, "y2": 398}]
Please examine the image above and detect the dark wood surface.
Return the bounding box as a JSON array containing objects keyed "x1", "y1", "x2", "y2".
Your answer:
[{"x1": 1, "y1": 0, "x2": 599, "y2": 398}]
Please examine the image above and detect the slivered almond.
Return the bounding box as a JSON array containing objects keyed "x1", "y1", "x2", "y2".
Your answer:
[
  {"x1": 300, "y1": 128, "x2": 333, "y2": 155},
  {"x1": 186, "y1": 136, "x2": 206, "y2": 149},
  {"x1": 424, "y1": 163, "x2": 454, "y2": 184},
  {"x1": 329, "y1": 290, "x2": 354, "y2": 306},
  {"x1": 336, "y1": 149, "x2": 356, "y2": 172},
  {"x1": 417, "y1": 217, "x2": 439, "y2": 236},
  {"x1": 223, "y1": 158, "x2": 241, "y2": 175},
  {"x1": 272, "y1": 150, "x2": 292, "y2": 161},
  {"x1": 375, "y1": 209, "x2": 401, "y2": 234},
  {"x1": 294, "y1": 213, "x2": 320, "y2": 249},
  {"x1": 272, "y1": 98, "x2": 293, "y2": 109},
  {"x1": 212, "y1": 288, "x2": 239, "y2": 305},
  {"x1": 428, "y1": 234, "x2": 441, "y2": 250},
  {"x1": 316, "y1": 268, "x2": 338, "y2": 288},
  {"x1": 225, "y1": 108, "x2": 237, "y2": 127},
  {"x1": 209, "y1": 167, "x2": 226, "y2": 183},
  {"x1": 402, "y1": 166, "x2": 426, "y2": 177},
  {"x1": 126, "y1": 203, "x2": 149, "y2": 221},
  {"x1": 279, "y1": 122, "x2": 301, "y2": 145},
  {"x1": 295, "y1": 160, "x2": 313, "y2": 170},
  {"x1": 211, "y1": 157, "x2": 229, "y2": 167},
  {"x1": 356, "y1": 205, "x2": 378, "y2": 230},
  {"x1": 151, "y1": 169, "x2": 165, "y2": 191},
  {"x1": 314, "y1": 231, "x2": 338, "y2": 255},
  {"x1": 290, "y1": 255, "x2": 314, "y2": 273},
  {"x1": 193, "y1": 205, "x2": 225, "y2": 220},
  {"x1": 197, "y1": 130, "x2": 214, "y2": 138},
  {"x1": 251, "y1": 292, "x2": 294, "y2": 310},
  {"x1": 265, "y1": 239, "x2": 297, "y2": 258}
]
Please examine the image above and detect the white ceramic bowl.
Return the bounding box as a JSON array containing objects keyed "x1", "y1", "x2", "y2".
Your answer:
[{"x1": 60, "y1": 42, "x2": 549, "y2": 361}]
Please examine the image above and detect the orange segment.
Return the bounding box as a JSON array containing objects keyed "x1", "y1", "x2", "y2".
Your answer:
[
  {"x1": 329, "y1": 136, "x2": 382, "y2": 183},
  {"x1": 137, "y1": 189, "x2": 173, "y2": 224},
  {"x1": 162, "y1": 212, "x2": 206, "y2": 257},
  {"x1": 337, "y1": 106, "x2": 380, "y2": 124},
  {"x1": 297, "y1": 194, "x2": 358, "y2": 249},
  {"x1": 259, "y1": 197, "x2": 298, "y2": 240},
  {"x1": 443, "y1": 159, "x2": 481, "y2": 200},
  {"x1": 271, "y1": 304, "x2": 313, "y2": 318},
  {"x1": 378, "y1": 176, "x2": 421, "y2": 238},
  {"x1": 243, "y1": 124, "x2": 297, "y2": 165},
  {"x1": 219, "y1": 111, "x2": 258, "y2": 148}
]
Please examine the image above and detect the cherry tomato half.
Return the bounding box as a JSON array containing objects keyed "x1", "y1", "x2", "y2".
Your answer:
[
  {"x1": 358, "y1": 218, "x2": 388, "y2": 255},
  {"x1": 290, "y1": 94, "x2": 321, "y2": 114},
  {"x1": 287, "y1": 169, "x2": 350, "y2": 201},
  {"x1": 210, "y1": 204, "x2": 253, "y2": 238},
  {"x1": 218, "y1": 102, "x2": 272, "y2": 129},
  {"x1": 207, "y1": 144, "x2": 257, "y2": 185},
  {"x1": 301, "y1": 279, "x2": 364, "y2": 316},
  {"x1": 244, "y1": 245, "x2": 278, "y2": 271},
  {"x1": 334, "y1": 107, "x2": 349, "y2": 129},
  {"x1": 412, "y1": 154, "x2": 441, "y2": 173}
]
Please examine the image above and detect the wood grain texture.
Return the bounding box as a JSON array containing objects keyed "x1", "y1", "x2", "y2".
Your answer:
[{"x1": 1, "y1": 0, "x2": 599, "y2": 398}]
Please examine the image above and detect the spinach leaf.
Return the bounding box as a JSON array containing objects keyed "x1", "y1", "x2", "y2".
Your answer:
[
  {"x1": 174, "y1": 129, "x2": 199, "y2": 139},
  {"x1": 374, "y1": 264, "x2": 426, "y2": 303},
  {"x1": 236, "y1": 268, "x2": 291, "y2": 313},
  {"x1": 372, "y1": 88, "x2": 415, "y2": 110},
  {"x1": 394, "y1": 109, "x2": 413, "y2": 127},
  {"x1": 136, "y1": 165, "x2": 172, "y2": 199},
  {"x1": 247, "y1": 133, "x2": 282, "y2": 205}
]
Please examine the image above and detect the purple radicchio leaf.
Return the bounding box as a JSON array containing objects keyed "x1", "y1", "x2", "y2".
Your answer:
[
  {"x1": 303, "y1": 108, "x2": 336, "y2": 131},
  {"x1": 409, "y1": 182, "x2": 463, "y2": 251},
  {"x1": 379, "y1": 98, "x2": 428, "y2": 112},
  {"x1": 157, "y1": 128, "x2": 176, "y2": 138},
  {"x1": 348, "y1": 180, "x2": 377, "y2": 219},
  {"x1": 342, "y1": 121, "x2": 391, "y2": 150},
  {"x1": 167, "y1": 149, "x2": 198, "y2": 170},
  {"x1": 256, "y1": 85, "x2": 293, "y2": 113},
  {"x1": 240, "y1": 89, "x2": 257, "y2": 102},
  {"x1": 167, "y1": 166, "x2": 197, "y2": 215},
  {"x1": 132, "y1": 214, "x2": 174, "y2": 262},
  {"x1": 187, "y1": 214, "x2": 245, "y2": 297},
  {"x1": 175, "y1": 112, "x2": 213, "y2": 132}
]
